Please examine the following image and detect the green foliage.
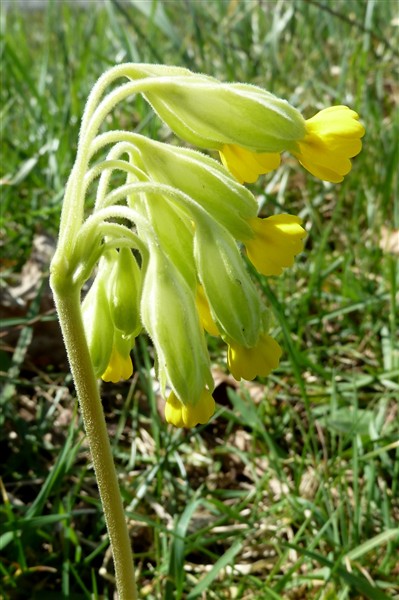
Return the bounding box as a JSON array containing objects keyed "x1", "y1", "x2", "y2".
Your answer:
[{"x1": 1, "y1": 0, "x2": 398, "y2": 598}]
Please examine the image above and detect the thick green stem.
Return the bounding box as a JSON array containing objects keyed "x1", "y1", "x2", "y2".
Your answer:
[{"x1": 51, "y1": 278, "x2": 137, "y2": 600}]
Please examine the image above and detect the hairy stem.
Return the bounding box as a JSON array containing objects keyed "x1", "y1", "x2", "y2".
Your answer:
[{"x1": 50, "y1": 278, "x2": 137, "y2": 600}]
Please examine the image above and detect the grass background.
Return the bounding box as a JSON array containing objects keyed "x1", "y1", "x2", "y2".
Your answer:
[{"x1": 1, "y1": 0, "x2": 398, "y2": 598}]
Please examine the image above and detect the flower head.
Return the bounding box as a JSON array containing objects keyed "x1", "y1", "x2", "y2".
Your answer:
[
  {"x1": 244, "y1": 214, "x2": 306, "y2": 276},
  {"x1": 53, "y1": 63, "x2": 367, "y2": 432},
  {"x1": 292, "y1": 106, "x2": 365, "y2": 183},
  {"x1": 227, "y1": 333, "x2": 282, "y2": 381}
]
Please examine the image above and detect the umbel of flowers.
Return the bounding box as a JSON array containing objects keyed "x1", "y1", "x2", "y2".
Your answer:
[{"x1": 50, "y1": 63, "x2": 365, "y2": 429}]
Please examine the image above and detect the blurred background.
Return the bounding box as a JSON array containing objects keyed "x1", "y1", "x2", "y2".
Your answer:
[{"x1": 1, "y1": 1, "x2": 398, "y2": 599}]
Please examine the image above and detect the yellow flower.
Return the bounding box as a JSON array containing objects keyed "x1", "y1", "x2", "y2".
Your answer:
[
  {"x1": 101, "y1": 344, "x2": 133, "y2": 383},
  {"x1": 165, "y1": 389, "x2": 215, "y2": 428},
  {"x1": 244, "y1": 214, "x2": 306, "y2": 276},
  {"x1": 227, "y1": 333, "x2": 282, "y2": 381},
  {"x1": 292, "y1": 106, "x2": 365, "y2": 183},
  {"x1": 219, "y1": 144, "x2": 281, "y2": 184},
  {"x1": 196, "y1": 284, "x2": 219, "y2": 336}
]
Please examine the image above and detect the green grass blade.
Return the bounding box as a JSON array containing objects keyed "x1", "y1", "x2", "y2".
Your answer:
[{"x1": 186, "y1": 539, "x2": 243, "y2": 599}]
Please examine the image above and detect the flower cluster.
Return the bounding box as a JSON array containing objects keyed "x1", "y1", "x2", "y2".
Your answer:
[{"x1": 52, "y1": 64, "x2": 364, "y2": 428}]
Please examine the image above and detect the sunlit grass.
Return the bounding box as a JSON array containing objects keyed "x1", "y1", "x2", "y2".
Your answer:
[{"x1": 1, "y1": 1, "x2": 398, "y2": 598}]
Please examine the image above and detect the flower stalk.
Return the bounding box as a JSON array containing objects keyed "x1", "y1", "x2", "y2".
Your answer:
[{"x1": 50, "y1": 279, "x2": 137, "y2": 599}]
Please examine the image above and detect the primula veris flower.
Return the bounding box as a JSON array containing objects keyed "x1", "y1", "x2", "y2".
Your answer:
[
  {"x1": 219, "y1": 145, "x2": 281, "y2": 184},
  {"x1": 228, "y1": 333, "x2": 282, "y2": 381},
  {"x1": 101, "y1": 333, "x2": 134, "y2": 383},
  {"x1": 124, "y1": 64, "x2": 364, "y2": 186},
  {"x1": 292, "y1": 106, "x2": 365, "y2": 183},
  {"x1": 245, "y1": 214, "x2": 306, "y2": 276},
  {"x1": 165, "y1": 389, "x2": 215, "y2": 428}
]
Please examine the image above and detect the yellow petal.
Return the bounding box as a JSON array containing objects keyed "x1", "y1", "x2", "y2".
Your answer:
[
  {"x1": 165, "y1": 389, "x2": 215, "y2": 428},
  {"x1": 196, "y1": 284, "x2": 219, "y2": 336},
  {"x1": 164, "y1": 391, "x2": 185, "y2": 428},
  {"x1": 293, "y1": 106, "x2": 365, "y2": 183},
  {"x1": 306, "y1": 106, "x2": 365, "y2": 140},
  {"x1": 227, "y1": 333, "x2": 282, "y2": 381},
  {"x1": 101, "y1": 346, "x2": 133, "y2": 383},
  {"x1": 245, "y1": 214, "x2": 306, "y2": 276},
  {"x1": 219, "y1": 144, "x2": 280, "y2": 184}
]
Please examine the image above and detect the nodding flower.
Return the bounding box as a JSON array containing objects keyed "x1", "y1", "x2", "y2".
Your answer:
[
  {"x1": 292, "y1": 105, "x2": 365, "y2": 183},
  {"x1": 244, "y1": 214, "x2": 306, "y2": 277},
  {"x1": 227, "y1": 333, "x2": 283, "y2": 382},
  {"x1": 165, "y1": 389, "x2": 216, "y2": 429},
  {"x1": 219, "y1": 106, "x2": 364, "y2": 184}
]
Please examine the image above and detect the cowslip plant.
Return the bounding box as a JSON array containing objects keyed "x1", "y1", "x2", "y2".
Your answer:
[{"x1": 49, "y1": 63, "x2": 364, "y2": 598}]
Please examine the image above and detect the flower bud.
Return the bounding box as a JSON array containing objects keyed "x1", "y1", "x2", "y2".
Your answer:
[
  {"x1": 81, "y1": 259, "x2": 114, "y2": 378},
  {"x1": 108, "y1": 247, "x2": 142, "y2": 337},
  {"x1": 193, "y1": 218, "x2": 262, "y2": 347}
]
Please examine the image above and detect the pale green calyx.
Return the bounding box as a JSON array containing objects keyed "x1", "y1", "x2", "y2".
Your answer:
[
  {"x1": 193, "y1": 217, "x2": 262, "y2": 348},
  {"x1": 144, "y1": 80, "x2": 306, "y2": 152},
  {"x1": 132, "y1": 137, "x2": 258, "y2": 240},
  {"x1": 118, "y1": 63, "x2": 306, "y2": 151},
  {"x1": 140, "y1": 241, "x2": 214, "y2": 405},
  {"x1": 135, "y1": 192, "x2": 197, "y2": 289},
  {"x1": 81, "y1": 254, "x2": 115, "y2": 377}
]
